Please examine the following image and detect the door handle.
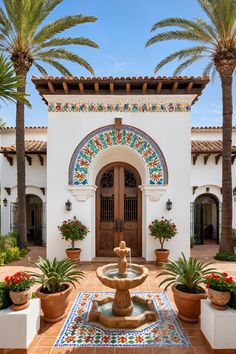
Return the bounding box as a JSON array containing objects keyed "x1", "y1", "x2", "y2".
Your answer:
[
  {"x1": 120, "y1": 220, "x2": 123, "y2": 232},
  {"x1": 114, "y1": 219, "x2": 119, "y2": 232}
]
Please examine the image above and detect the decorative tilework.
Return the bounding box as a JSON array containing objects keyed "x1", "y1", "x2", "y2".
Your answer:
[
  {"x1": 49, "y1": 102, "x2": 191, "y2": 113},
  {"x1": 69, "y1": 125, "x2": 168, "y2": 185},
  {"x1": 54, "y1": 291, "x2": 191, "y2": 348}
]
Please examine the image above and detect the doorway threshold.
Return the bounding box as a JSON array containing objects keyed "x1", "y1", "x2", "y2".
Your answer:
[{"x1": 91, "y1": 257, "x2": 146, "y2": 264}]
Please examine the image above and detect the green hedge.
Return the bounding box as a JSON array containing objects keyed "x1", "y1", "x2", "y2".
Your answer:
[
  {"x1": 0, "y1": 232, "x2": 29, "y2": 265},
  {"x1": 0, "y1": 282, "x2": 12, "y2": 309}
]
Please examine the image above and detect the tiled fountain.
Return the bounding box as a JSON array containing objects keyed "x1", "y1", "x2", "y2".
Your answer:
[{"x1": 88, "y1": 241, "x2": 157, "y2": 328}]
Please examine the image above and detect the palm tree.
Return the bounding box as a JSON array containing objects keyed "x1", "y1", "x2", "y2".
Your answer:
[
  {"x1": 0, "y1": 0, "x2": 99, "y2": 248},
  {"x1": 0, "y1": 54, "x2": 30, "y2": 107},
  {"x1": 146, "y1": 0, "x2": 236, "y2": 254}
]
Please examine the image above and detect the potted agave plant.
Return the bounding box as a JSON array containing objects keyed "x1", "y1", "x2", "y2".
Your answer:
[
  {"x1": 149, "y1": 217, "x2": 177, "y2": 263},
  {"x1": 4, "y1": 272, "x2": 34, "y2": 311},
  {"x1": 30, "y1": 257, "x2": 84, "y2": 322},
  {"x1": 157, "y1": 253, "x2": 216, "y2": 322},
  {"x1": 58, "y1": 216, "x2": 89, "y2": 261}
]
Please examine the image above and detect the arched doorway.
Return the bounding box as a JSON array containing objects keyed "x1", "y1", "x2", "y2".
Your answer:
[
  {"x1": 96, "y1": 162, "x2": 142, "y2": 257},
  {"x1": 193, "y1": 193, "x2": 219, "y2": 244},
  {"x1": 26, "y1": 194, "x2": 43, "y2": 245}
]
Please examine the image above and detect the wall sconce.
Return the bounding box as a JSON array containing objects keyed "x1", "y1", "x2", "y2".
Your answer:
[
  {"x1": 166, "y1": 199, "x2": 172, "y2": 211},
  {"x1": 233, "y1": 187, "x2": 236, "y2": 201},
  {"x1": 65, "y1": 199, "x2": 72, "y2": 211},
  {"x1": 3, "y1": 198, "x2": 7, "y2": 207}
]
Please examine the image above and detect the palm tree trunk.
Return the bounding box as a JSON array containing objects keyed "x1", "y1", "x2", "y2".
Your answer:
[
  {"x1": 219, "y1": 73, "x2": 234, "y2": 254},
  {"x1": 16, "y1": 79, "x2": 27, "y2": 248}
]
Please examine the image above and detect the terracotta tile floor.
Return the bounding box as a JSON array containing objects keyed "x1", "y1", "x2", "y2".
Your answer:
[{"x1": 0, "y1": 244, "x2": 236, "y2": 354}]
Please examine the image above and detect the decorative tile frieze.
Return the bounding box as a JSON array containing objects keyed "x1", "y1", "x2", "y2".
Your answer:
[
  {"x1": 69, "y1": 125, "x2": 168, "y2": 186},
  {"x1": 49, "y1": 102, "x2": 191, "y2": 113}
]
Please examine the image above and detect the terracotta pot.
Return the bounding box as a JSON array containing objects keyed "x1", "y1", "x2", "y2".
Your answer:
[
  {"x1": 172, "y1": 284, "x2": 207, "y2": 323},
  {"x1": 155, "y1": 249, "x2": 170, "y2": 264},
  {"x1": 10, "y1": 289, "x2": 32, "y2": 311},
  {"x1": 66, "y1": 248, "x2": 81, "y2": 262},
  {"x1": 36, "y1": 283, "x2": 73, "y2": 323},
  {"x1": 208, "y1": 288, "x2": 231, "y2": 311}
]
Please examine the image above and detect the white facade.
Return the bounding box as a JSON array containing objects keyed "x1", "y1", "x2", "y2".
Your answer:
[{"x1": 0, "y1": 100, "x2": 236, "y2": 262}]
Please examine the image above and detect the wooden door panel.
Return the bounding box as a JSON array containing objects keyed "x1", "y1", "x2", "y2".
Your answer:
[
  {"x1": 96, "y1": 163, "x2": 142, "y2": 257},
  {"x1": 122, "y1": 222, "x2": 139, "y2": 256},
  {"x1": 99, "y1": 222, "x2": 115, "y2": 256}
]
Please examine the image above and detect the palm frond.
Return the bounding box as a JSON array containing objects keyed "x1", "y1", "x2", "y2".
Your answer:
[
  {"x1": 173, "y1": 55, "x2": 205, "y2": 76},
  {"x1": 37, "y1": 59, "x2": 72, "y2": 76},
  {"x1": 146, "y1": 30, "x2": 214, "y2": 48},
  {"x1": 36, "y1": 49, "x2": 95, "y2": 75},
  {"x1": 150, "y1": 17, "x2": 216, "y2": 43},
  {"x1": 33, "y1": 62, "x2": 48, "y2": 76},
  {"x1": 34, "y1": 37, "x2": 99, "y2": 50},
  {"x1": 154, "y1": 46, "x2": 208, "y2": 73},
  {"x1": 32, "y1": 15, "x2": 97, "y2": 45},
  {"x1": 0, "y1": 54, "x2": 30, "y2": 106},
  {"x1": 203, "y1": 61, "x2": 214, "y2": 76}
]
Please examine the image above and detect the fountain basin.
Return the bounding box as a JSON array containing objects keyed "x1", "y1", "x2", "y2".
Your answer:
[
  {"x1": 88, "y1": 295, "x2": 157, "y2": 329},
  {"x1": 96, "y1": 264, "x2": 148, "y2": 290}
]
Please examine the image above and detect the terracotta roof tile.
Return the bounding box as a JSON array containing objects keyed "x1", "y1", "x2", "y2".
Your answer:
[
  {"x1": 192, "y1": 140, "x2": 236, "y2": 153},
  {"x1": 1, "y1": 139, "x2": 236, "y2": 155},
  {"x1": 32, "y1": 75, "x2": 209, "y2": 106},
  {"x1": 192, "y1": 126, "x2": 236, "y2": 132},
  {"x1": 0, "y1": 126, "x2": 47, "y2": 132},
  {"x1": 0, "y1": 140, "x2": 47, "y2": 154}
]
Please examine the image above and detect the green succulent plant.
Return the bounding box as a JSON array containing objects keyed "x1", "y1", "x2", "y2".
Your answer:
[
  {"x1": 156, "y1": 253, "x2": 216, "y2": 293},
  {"x1": 30, "y1": 257, "x2": 84, "y2": 294}
]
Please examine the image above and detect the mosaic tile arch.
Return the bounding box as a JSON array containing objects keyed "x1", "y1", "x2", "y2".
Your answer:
[{"x1": 69, "y1": 125, "x2": 168, "y2": 185}]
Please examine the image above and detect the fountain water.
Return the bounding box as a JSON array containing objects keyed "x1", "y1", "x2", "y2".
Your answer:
[{"x1": 88, "y1": 241, "x2": 157, "y2": 328}]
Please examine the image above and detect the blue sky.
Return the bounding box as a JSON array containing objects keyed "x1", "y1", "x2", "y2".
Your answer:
[{"x1": 0, "y1": 0, "x2": 235, "y2": 127}]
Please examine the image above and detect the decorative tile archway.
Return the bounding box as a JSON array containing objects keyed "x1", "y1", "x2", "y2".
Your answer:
[{"x1": 69, "y1": 125, "x2": 168, "y2": 185}]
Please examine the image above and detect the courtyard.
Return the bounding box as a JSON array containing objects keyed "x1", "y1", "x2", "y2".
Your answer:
[{"x1": 0, "y1": 244, "x2": 236, "y2": 354}]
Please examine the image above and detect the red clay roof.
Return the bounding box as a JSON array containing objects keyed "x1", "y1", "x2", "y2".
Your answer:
[
  {"x1": 0, "y1": 140, "x2": 47, "y2": 154},
  {"x1": 192, "y1": 140, "x2": 236, "y2": 153},
  {"x1": 1, "y1": 139, "x2": 236, "y2": 155},
  {"x1": 0, "y1": 126, "x2": 47, "y2": 132},
  {"x1": 32, "y1": 75, "x2": 209, "y2": 105}
]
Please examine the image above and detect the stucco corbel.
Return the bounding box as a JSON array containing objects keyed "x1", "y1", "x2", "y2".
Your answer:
[
  {"x1": 139, "y1": 185, "x2": 167, "y2": 201},
  {"x1": 68, "y1": 185, "x2": 97, "y2": 202}
]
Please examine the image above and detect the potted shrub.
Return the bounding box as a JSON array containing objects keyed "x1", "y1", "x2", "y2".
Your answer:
[
  {"x1": 149, "y1": 217, "x2": 177, "y2": 263},
  {"x1": 4, "y1": 272, "x2": 34, "y2": 311},
  {"x1": 30, "y1": 256, "x2": 84, "y2": 323},
  {"x1": 58, "y1": 216, "x2": 89, "y2": 261},
  {"x1": 156, "y1": 253, "x2": 216, "y2": 322},
  {"x1": 204, "y1": 272, "x2": 233, "y2": 310}
]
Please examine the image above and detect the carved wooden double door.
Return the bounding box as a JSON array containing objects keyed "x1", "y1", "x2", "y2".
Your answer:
[{"x1": 96, "y1": 162, "x2": 142, "y2": 257}]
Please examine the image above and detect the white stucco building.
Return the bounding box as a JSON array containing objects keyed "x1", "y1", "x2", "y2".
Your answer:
[{"x1": 0, "y1": 76, "x2": 235, "y2": 261}]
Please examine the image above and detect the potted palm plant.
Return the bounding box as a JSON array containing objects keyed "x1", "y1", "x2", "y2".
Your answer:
[
  {"x1": 156, "y1": 253, "x2": 216, "y2": 322},
  {"x1": 149, "y1": 218, "x2": 177, "y2": 263},
  {"x1": 58, "y1": 216, "x2": 89, "y2": 261},
  {"x1": 30, "y1": 257, "x2": 84, "y2": 323}
]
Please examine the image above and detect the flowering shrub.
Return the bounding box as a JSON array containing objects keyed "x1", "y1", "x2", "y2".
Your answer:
[
  {"x1": 4, "y1": 272, "x2": 34, "y2": 292},
  {"x1": 58, "y1": 217, "x2": 89, "y2": 250},
  {"x1": 204, "y1": 272, "x2": 234, "y2": 292},
  {"x1": 149, "y1": 217, "x2": 177, "y2": 250}
]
